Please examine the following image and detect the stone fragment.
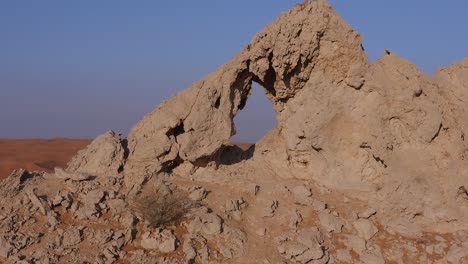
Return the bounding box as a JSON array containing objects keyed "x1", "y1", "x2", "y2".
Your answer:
[
  {"x1": 292, "y1": 185, "x2": 314, "y2": 205},
  {"x1": 140, "y1": 229, "x2": 177, "y2": 253},
  {"x1": 318, "y1": 210, "x2": 344, "y2": 233},
  {"x1": 187, "y1": 211, "x2": 223, "y2": 236},
  {"x1": 262, "y1": 200, "x2": 279, "y2": 218},
  {"x1": 95, "y1": 229, "x2": 114, "y2": 245},
  {"x1": 296, "y1": 227, "x2": 324, "y2": 247},
  {"x1": 83, "y1": 189, "x2": 105, "y2": 205},
  {"x1": 336, "y1": 249, "x2": 352, "y2": 263},
  {"x1": 0, "y1": 236, "x2": 12, "y2": 258},
  {"x1": 26, "y1": 188, "x2": 50, "y2": 215},
  {"x1": 107, "y1": 199, "x2": 127, "y2": 215},
  {"x1": 119, "y1": 212, "x2": 137, "y2": 228},
  {"x1": 224, "y1": 198, "x2": 247, "y2": 221},
  {"x1": 256, "y1": 228, "x2": 266, "y2": 236},
  {"x1": 446, "y1": 243, "x2": 468, "y2": 263},
  {"x1": 311, "y1": 199, "x2": 327, "y2": 212},
  {"x1": 188, "y1": 186, "x2": 208, "y2": 201},
  {"x1": 289, "y1": 209, "x2": 303, "y2": 230},
  {"x1": 182, "y1": 234, "x2": 209, "y2": 264},
  {"x1": 62, "y1": 228, "x2": 83, "y2": 247},
  {"x1": 217, "y1": 226, "x2": 247, "y2": 259},
  {"x1": 277, "y1": 227, "x2": 328, "y2": 264},
  {"x1": 67, "y1": 130, "x2": 127, "y2": 176},
  {"x1": 293, "y1": 185, "x2": 312, "y2": 198},
  {"x1": 358, "y1": 208, "x2": 377, "y2": 219},
  {"x1": 54, "y1": 167, "x2": 92, "y2": 181},
  {"x1": 343, "y1": 234, "x2": 367, "y2": 254},
  {"x1": 353, "y1": 219, "x2": 379, "y2": 240},
  {"x1": 360, "y1": 248, "x2": 385, "y2": 264}
]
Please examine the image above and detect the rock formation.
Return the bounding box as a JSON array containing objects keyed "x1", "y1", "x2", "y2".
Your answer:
[{"x1": 1, "y1": 0, "x2": 467, "y2": 263}]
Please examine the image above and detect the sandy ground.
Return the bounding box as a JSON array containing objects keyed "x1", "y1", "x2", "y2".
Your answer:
[{"x1": 0, "y1": 138, "x2": 92, "y2": 180}]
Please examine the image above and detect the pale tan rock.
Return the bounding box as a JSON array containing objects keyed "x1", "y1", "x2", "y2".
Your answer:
[
  {"x1": 293, "y1": 185, "x2": 314, "y2": 205},
  {"x1": 67, "y1": 131, "x2": 127, "y2": 176},
  {"x1": 343, "y1": 234, "x2": 367, "y2": 254},
  {"x1": 217, "y1": 226, "x2": 248, "y2": 259},
  {"x1": 446, "y1": 243, "x2": 468, "y2": 263},
  {"x1": 360, "y1": 249, "x2": 385, "y2": 264},
  {"x1": 62, "y1": 229, "x2": 83, "y2": 247},
  {"x1": 335, "y1": 249, "x2": 352, "y2": 263},
  {"x1": 187, "y1": 211, "x2": 223, "y2": 236},
  {"x1": 188, "y1": 186, "x2": 207, "y2": 201},
  {"x1": 109, "y1": 0, "x2": 468, "y2": 237},
  {"x1": 61, "y1": 0, "x2": 468, "y2": 236},
  {"x1": 140, "y1": 229, "x2": 177, "y2": 253},
  {"x1": 26, "y1": 188, "x2": 49, "y2": 215},
  {"x1": 353, "y1": 219, "x2": 378, "y2": 240},
  {"x1": 318, "y1": 210, "x2": 344, "y2": 233},
  {"x1": 0, "y1": 236, "x2": 12, "y2": 258},
  {"x1": 2, "y1": 1, "x2": 468, "y2": 263},
  {"x1": 122, "y1": 0, "x2": 367, "y2": 179},
  {"x1": 54, "y1": 167, "x2": 92, "y2": 181},
  {"x1": 358, "y1": 208, "x2": 377, "y2": 219},
  {"x1": 277, "y1": 227, "x2": 328, "y2": 264}
]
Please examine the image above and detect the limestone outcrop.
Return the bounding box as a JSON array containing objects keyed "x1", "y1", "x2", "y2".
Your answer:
[
  {"x1": 67, "y1": 130, "x2": 127, "y2": 176},
  {"x1": 1, "y1": 0, "x2": 467, "y2": 263},
  {"x1": 123, "y1": 0, "x2": 368, "y2": 177}
]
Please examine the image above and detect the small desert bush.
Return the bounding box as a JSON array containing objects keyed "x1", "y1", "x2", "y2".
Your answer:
[{"x1": 132, "y1": 191, "x2": 196, "y2": 228}]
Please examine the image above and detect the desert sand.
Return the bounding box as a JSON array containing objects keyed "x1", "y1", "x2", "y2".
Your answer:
[{"x1": 0, "y1": 138, "x2": 91, "y2": 180}]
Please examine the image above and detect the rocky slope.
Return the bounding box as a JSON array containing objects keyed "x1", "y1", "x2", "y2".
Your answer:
[{"x1": 1, "y1": 0, "x2": 467, "y2": 263}]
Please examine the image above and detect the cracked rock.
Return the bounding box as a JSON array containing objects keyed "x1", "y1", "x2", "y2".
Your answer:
[
  {"x1": 318, "y1": 210, "x2": 344, "y2": 233},
  {"x1": 277, "y1": 228, "x2": 328, "y2": 264},
  {"x1": 140, "y1": 229, "x2": 177, "y2": 253},
  {"x1": 187, "y1": 211, "x2": 223, "y2": 236},
  {"x1": 353, "y1": 219, "x2": 379, "y2": 240}
]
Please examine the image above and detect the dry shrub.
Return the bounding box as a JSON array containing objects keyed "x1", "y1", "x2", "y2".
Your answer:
[{"x1": 132, "y1": 192, "x2": 196, "y2": 228}]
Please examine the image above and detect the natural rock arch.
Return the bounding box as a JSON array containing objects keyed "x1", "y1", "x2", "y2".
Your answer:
[
  {"x1": 122, "y1": 0, "x2": 368, "y2": 177},
  {"x1": 66, "y1": 0, "x2": 468, "y2": 239}
]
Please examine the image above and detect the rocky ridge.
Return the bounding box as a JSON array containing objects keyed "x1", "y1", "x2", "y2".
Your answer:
[{"x1": 1, "y1": 0, "x2": 467, "y2": 263}]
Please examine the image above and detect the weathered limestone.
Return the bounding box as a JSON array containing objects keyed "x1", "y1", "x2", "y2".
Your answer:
[
  {"x1": 122, "y1": 0, "x2": 368, "y2": 179},
  {"x1": 63, "y1": 0, "x2": 468, "y2": 235},
  {"x1": 1, "y1": 0, "x2": 468, "y2": 263},
  {"x1": 67, "y1": 131, "x2": 127, "y2": 176}
]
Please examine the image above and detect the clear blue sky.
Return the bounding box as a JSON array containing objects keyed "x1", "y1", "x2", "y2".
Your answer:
[{"x1": 0, "y1": 1, "x2": 467, "y2": 141}]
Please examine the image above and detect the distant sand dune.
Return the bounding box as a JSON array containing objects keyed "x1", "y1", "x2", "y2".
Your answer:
[{"x1": 0, "y1": 138, "x2": 91, "y2": 179}]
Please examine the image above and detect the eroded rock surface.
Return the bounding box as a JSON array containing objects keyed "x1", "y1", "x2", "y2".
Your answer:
[
  {"x1": 67, "y1": 130, "x2": 127, "y2": 176},
  {"x1": 1, "y1": 0, "x2": 467, "y2": 263}
]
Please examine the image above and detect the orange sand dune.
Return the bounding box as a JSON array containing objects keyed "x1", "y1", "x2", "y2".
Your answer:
[{"x1": 0, "y1": 138, "x2": 91, "y2": 180}]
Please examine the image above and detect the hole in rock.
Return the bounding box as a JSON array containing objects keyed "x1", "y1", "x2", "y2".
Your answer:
[
  {"x1": 214, "y1": 96, "x2": 221, "y2": 109},
  {"x1": 219, "y1": 83, "x2": 277, "y2": 165},
  {"x1": 166, "y1": 120, "x2": 185, "y2": 143},
  {"x1": 231, "y1": 83, "x2": 277, "y2": 144}
]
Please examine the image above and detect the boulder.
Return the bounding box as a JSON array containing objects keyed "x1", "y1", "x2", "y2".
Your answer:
[
  {"x1": 140, "y1": 229, "x2": 177, "y2": 253},
  {"x1": 187, "y1": 211, "x2": 223, "y2": 236},
  {"x1": 67, "y1": 131, "x2": 127, "y2": 176},
  {"x1": 353, "y1": 219, "x2": 379, "y2": 240}
]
